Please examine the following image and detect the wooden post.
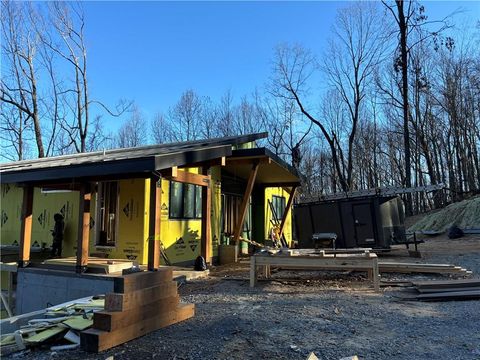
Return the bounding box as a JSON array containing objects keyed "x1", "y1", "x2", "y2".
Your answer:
[
  {"x1": 148, "y1": 177, "x2": 162, "y2": 271},
  {"x1": 76, "y1": 184, "x2": 91, "y2": 273},
  {"x1": 233, "y1": 162, "x2": 259, "y2": 242},
  {"x1": 278, "y1": 186, "x2": 297, "y2": 239},
  {"x1": 201, "y1": 167, "x2": 212, "y2": 264},
  {"x1": 19, "y1": 186, "x2": 34, "y2": 267}
]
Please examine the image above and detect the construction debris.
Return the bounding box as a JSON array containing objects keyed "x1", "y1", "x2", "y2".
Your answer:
[{"x1": 0, "y1": 296, "x2": 104, "y2": 356}]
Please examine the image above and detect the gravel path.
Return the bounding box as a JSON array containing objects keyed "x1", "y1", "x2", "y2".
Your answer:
[{"x1": 8, "y1": 235, "x2": 480, "y2": 360}]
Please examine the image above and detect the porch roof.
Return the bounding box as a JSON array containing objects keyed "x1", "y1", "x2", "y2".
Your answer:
[
  {"x1": 224, "y1": 148, "x2": 300, "y2": 186},
  {"x1": 0, "y1": 133, "x2": 267, "y2": 184}
]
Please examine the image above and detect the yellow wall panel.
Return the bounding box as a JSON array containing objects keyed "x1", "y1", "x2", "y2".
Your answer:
[
  {"x1": 1, "y1": 184, "x2": 23, "y2": 246},
  {"x1": 264, "y1": 187, "x2": 293, "y2": 245}
]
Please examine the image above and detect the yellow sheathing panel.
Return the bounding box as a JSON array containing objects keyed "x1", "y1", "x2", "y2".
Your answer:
[
  {"x1": 90, "y1": 179, "x2": 147, "y2": 263},
  {"x1": 1, "y1": 184, "x2": 23, "y2": 246},
  {"x1": 264, "y1": 187, "x2": 293, "y2": 245},
  {"x1": 31, "y1": 188, "x2": 80, "y2": 256}
]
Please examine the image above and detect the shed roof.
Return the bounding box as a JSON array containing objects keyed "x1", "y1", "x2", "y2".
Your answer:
[{"x1": 0, "y1": 133, "x2": 267, "y2": 184}]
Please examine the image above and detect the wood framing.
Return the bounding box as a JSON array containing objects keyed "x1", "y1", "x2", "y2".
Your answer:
[
  {"x1": 148, "y1": 176, "x2": 162, "y2": 270},
  {"x1": 233, "y1": 162, "x2": 259, "y2": 242},
  {"x1": 76, "y1": 184, "x2": 91, "y2": 273},
  {"x1": 278, "y1": 186, "x2": 297, "y2": 238},
  {"x1": 201, "y1": 167, "x2": 212, "y2": 263},
  {"x1": 165, "y1": 170, "x2": 210, "y2": 187},
  {"x1": 19, "y1": 186, "x2": 34, "y2": 267}
]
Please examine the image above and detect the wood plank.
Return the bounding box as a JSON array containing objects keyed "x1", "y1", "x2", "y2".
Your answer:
[
  {"x1": 93, "y1": 295, "x2": 179, "y2": 331},
  {"x1": 76, "y1": 185, "x2": 91, "y2": 272},
  {"x1": 113, "y1": 268, "x2": 173, "y2": 293},
  {"x1": 412, "y1": 279, "x2": 480, "y2": 289},
  {"x1": 233, "y1": 162, "x2": 259, "y2": 242},
  {"x1": 148, "y1": 177, "x2": 162, "y2": 270},
  {"x1": 201, "y1": 166, "x2": 211, "y2": 263},
  {"x1": 416, "y1": 290, "x2": 480, "y2": 302},
  {"x1": 19, "y1": 186, "x2": 34, "y2": 266},
  {"x1": 44, "y1": 257, "x2": 133, "y2": 274},
  {"x1": 105, "y1": 281, "x2": 178, "y2": 312},
  {"x1": 278, "y1": 186, "x2": 297, "y2": 240},
  {"x1": 81, "y1": 303, "x2": 195, "y2": 352},
  {"x1": 254, "y1": 255, "x2": 377, "y2": 269},
  {"x1": 416, "y1": 287, "x2": 480, "y2": 294}
]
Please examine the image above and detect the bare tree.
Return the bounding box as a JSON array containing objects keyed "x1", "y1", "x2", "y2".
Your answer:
[
  {"x1": 1, "y1": 1, "x2": 45, "y2": 157},
  {"x1": 116, "y1": 105, "x2": 147, "y2": 148},
  {"x1": 167, "y1": 89, "x2": 203, "y2": 142}
]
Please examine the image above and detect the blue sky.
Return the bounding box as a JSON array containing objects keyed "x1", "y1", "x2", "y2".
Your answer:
[{"x1": 82, "y1": 1, "x2": 479, "y2": 127}]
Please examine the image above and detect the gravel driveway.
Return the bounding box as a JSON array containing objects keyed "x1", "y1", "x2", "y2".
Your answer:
[{"x1": 8, "y1": 235, "x2": 480, "y2": 360}]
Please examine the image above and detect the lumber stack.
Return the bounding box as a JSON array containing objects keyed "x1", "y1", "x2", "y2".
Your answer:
[
  {"x1": 378, "y1": 261, "x2": 471, "y2": 275},
  {"x1": 80, "y1": 269, "x2": 194, "y2": 352},
  {"x1": 412, "y1": 279, "x2": 480, "y2": 301}
]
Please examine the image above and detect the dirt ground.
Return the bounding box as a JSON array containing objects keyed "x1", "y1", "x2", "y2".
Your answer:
[{"x1": 8, "y1": 234, "x2": 480, "y2": 360}]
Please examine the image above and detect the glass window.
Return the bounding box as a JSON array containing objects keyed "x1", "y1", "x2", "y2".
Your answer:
[
  {"x1": 169, "y1": 181, "x2": 183, "y2": 218},
  {"x1": 96, "y1": 181, "x2": 118, "y2": 246},
  {"x1": 169, "y1": 181, "x2": 203, "y2": 219},
  {"x1": 195, "y1": 186, "x2": 202, "y2": 219},
  {"x1": 183, "y1": 184, "x2": 195, "y2": 218},
  {"x1": 272, "y1": 195, "x2": 286, "y2": 221}
]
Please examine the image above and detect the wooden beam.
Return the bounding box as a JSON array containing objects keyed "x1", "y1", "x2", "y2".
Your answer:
[
  {"x1": 165, "y1": 170, "x2": 210, "y2": 187},
  {"x1": 19, "y1": 186, "x2": 34, "y2": 267},
  {"x1": 76, "y1": 184, "x2": 91, "y2": 273},
  {"x1": 233, "y1": 162, "x2": 259, "y2": 242},
  {"x1": 147, "y1": 177, "x2": 162, "y2": 270},
  {"x1": 278, "y1": 186, "x2": 297, "y2": 239},
  {"x1": 201, "y1": 167, "x2": 211, "y2": 264}
]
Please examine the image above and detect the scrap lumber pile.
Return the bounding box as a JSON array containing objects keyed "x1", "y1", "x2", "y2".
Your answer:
[
  {"x1": 81, "y1": 268, "x2": 195, "y2": 352},
  {"x1": 378, "y1": 261, "x2": 471, "y2": 275},
  {"x1": 412, "y1": 279, "x2": 480, "y2": 301},
  {"x1": 0, "y1": 296, "x2": 104, "y2": 355}
]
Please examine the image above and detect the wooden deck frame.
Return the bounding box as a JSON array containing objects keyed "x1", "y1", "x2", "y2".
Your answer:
[
  {"x1": 233, "y1": 162, "x2": 259, "y2": 242},
  {"x1": 76, "y1": 184, "x2": 91, "y2": 273},
  {"x1": 148, "y1": 176, "x2": 162, "y2": 270},
  {"x1": 278, "y1": 186, "x2": 297, "y2": 238},
  {"x1": 19, "y1": 186, "x2": 34, "y2": 267}
]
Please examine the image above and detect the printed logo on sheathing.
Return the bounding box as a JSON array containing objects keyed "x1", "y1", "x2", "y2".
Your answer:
[
  {"x1": 2, "y1": 184, "x2": 11, "y2": 197},
  {"x1": 1, "y1": 210, "x2": 8, "y2": 226}
]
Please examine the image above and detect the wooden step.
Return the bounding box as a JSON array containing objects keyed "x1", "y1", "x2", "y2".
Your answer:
[
  {"x1": 105, "y1": 281, "x2": 178, "y2": 312},
  {"x1": 81, "y1": 303, "x2": 195, "y2": 352},
  {"x1": 113, "y1": 268, "x2": 173, "y2": 293},
  {"x1": 94, "y1": 295, "x2": 179, "y2": 331}
]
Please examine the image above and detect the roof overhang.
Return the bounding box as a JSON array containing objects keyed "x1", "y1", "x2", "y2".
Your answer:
[
  {"x1": 0, "y1": 145, "x2": 232, "y2": 185},
  {"x1": 224, "y1": 148, "x2": 300, "y2": 187}
]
